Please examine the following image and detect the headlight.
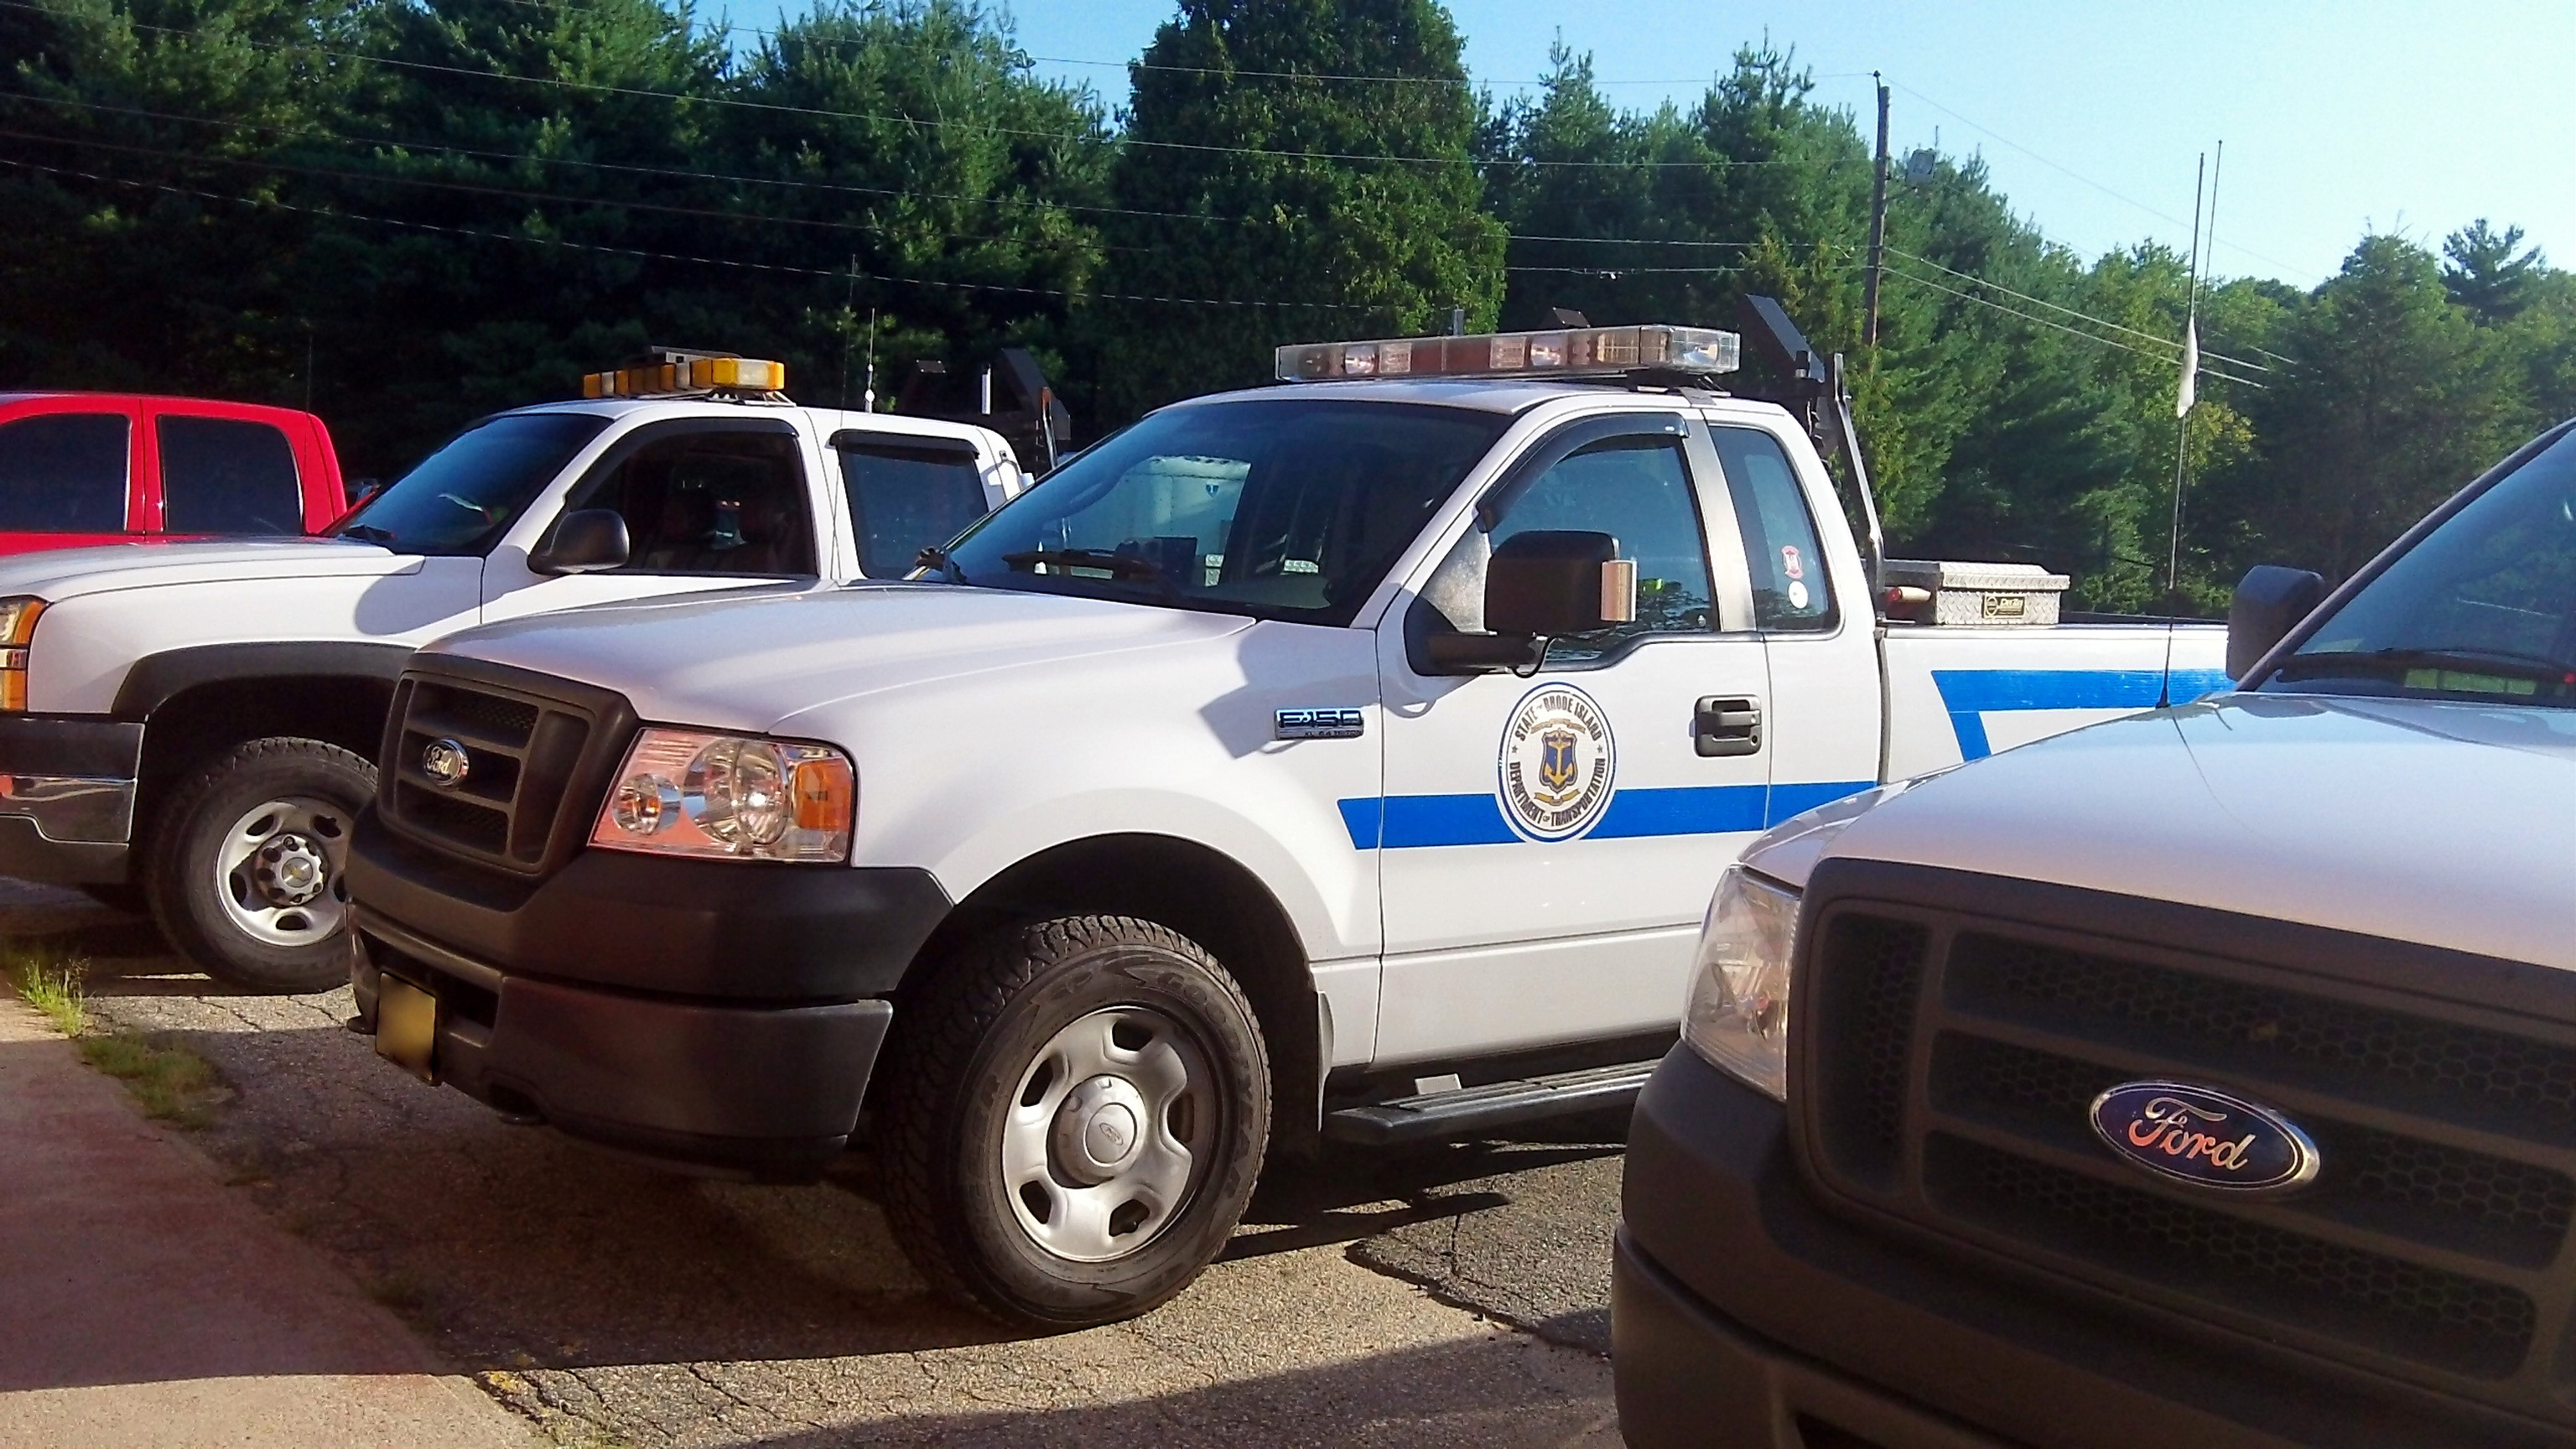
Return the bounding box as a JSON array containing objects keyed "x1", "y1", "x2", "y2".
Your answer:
[
  {"x1": 589, "y1": 728, "x2": 854, "y2": 862},
  {"x1": 0, "y1": 597, "x2": 44, "y2": 712},
  {"x1": 1680, "y1": 866, "x2": 1802, "y2": 1100}
]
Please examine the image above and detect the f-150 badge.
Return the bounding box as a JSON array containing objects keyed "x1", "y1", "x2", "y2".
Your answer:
[
  {"x1": 1498, "y1": 683, "x2": 1615, "y2": 841},
  {"x1": 1275, "y1": 708, "x2": 1364, "y2": 740},
  {"x1": 2090, "y1": 1081, "x2": 2319, "y2": 1195}
]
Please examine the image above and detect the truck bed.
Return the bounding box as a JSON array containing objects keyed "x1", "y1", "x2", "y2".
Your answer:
[{"x1": 1882, "y1": 621, "x2": 2231, "y2": 780}]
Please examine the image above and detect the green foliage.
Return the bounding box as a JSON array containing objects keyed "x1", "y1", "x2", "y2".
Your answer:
[{"x1": 2, "y1": 0, "x2": 2568, "y2": 606}]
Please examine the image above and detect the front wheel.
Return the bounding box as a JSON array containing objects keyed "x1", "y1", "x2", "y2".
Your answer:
[
  {"x1": 144, "y1": 738, "x2": 374, "y2": 994},
  {"x1": 879, "y1": 916, "x2": 1271, "y2": 1329}
]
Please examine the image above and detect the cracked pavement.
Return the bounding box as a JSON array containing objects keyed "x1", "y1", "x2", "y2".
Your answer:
[{"x1": 10, "y1": 882, "x2": 1637, "y2": 1448}]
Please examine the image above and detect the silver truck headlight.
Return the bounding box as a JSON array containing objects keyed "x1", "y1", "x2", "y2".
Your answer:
[
  {"x1": 1680, "y1": 866, "x2": 1801, "y2": 1100},
  {"x1": 589, "y1": 729, "x2": 854, "y2": 862}
]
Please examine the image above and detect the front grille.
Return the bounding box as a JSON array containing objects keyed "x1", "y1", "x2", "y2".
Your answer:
[
  {"x1": 1795, "y1": 879, "x2": 2576, "y2": 1424},
  {"x1": 380, "y1": 669, "x2": 616, "y2": 874}
]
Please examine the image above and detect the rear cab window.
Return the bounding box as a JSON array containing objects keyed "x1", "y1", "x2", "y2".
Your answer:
[
  {"x1": 834, "y1": 434, "x2": 991, "y2": 577},
  {"x1": 158, "y1": 414, "x2": 304, "y2": 534},
  {"x1": 1711, "y1": 425, "x2": 1836, "y2": 631},
  {"x1": 0, "y1": 411, "x2": 132, "y2": 532}
]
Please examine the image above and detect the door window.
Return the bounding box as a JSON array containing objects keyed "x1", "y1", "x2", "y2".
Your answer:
[
  {"x1": 0, "y1": 413, "x2": 128, "y2": 532},
  {"x1": 1712, "y1": 427, "x2": 1835, "y2": 631},
  {"x1": 838, "y1": 437, "x2": 988, "y2": 576},
  {"x1": 159, "y1": 416, "x2": 304, "y2": 534},
  {"x1": 569, "y1": 430, "x2": 815, "y2": 575},
  {"x1": 1489, "y1": 435, "x2": 1716, "y2": 664}
]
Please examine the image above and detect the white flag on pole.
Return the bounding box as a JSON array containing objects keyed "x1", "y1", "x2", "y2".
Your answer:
[{"x1": 2174, "y1": 314, "x2": 2199, "y2": 418}]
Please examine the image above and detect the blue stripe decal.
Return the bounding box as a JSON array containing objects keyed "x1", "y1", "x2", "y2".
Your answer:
[
  {"x1": 1591, "y1": 784, "x2": 1769, "y2": 839},
  {"x1": 1337, "y1": 777, "x2": 1880, "y2": 849},
  {"x1": 1767, "y1": 779, "x2": 1875, "y2": 823},
  {"x1": 2168, "y1": 668, "x2": 2236, "y2": 703},
  {"x1": 1932, "y1": 669, "x2": 2173, "y2": 761},
  {"x1": 1379, "y1": 793, "x2": 1518, "y2": 849},
  {"x1": 1336, "y1": 796, "x2": 1382, "y2": 850}
]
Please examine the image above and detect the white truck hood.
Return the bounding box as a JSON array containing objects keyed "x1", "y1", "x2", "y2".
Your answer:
[
  {"x1": 1815, "y1": 693, "x2": 2576, "y2": 971},
  {"x1": 0, "y1": 537, "x2": 414, "y2": 597},
  {"x1": 426, "y1": 583, "x2": 1254, "y2": 734}
]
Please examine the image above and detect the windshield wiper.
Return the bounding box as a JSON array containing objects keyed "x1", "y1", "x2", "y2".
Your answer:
[
  {"x1": 1000, "y1": 548, "x2": 1182, "y2": 602},
  {"x1": 2277, "y1": 647, "x2": 2576, "y2": 685},
  {"x1": 339, "y1": 523, "x2": 396, "y2": 544},
  {"x1": 913, "y1": 544, "x2": 968, "y2": 584}
]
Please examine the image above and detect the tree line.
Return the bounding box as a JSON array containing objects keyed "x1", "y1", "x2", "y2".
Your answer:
[{"x1": 4, "y1": 0, "x2": 2570, "y2": 610}]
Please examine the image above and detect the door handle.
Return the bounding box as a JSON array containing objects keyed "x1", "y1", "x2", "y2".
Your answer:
[{"x1": 1695, "y1": 696, "x2": 1762, "y2": 757}]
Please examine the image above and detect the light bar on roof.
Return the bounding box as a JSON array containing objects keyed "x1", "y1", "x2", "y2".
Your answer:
[
  {"x1": 583, "y1": 351, "x2": 786, "y2": 399},
  {"x1": 1275, "y1": 325, "x2": 1739, "y2": 384}
]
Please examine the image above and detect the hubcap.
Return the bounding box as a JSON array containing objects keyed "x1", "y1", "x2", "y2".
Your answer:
[
  {"x1": 216, "y1": 797, "x2": 351, "y2": 947},
  {"x1": 1001, "y1": 1006, "x2": 1213, "y2": 1264}
]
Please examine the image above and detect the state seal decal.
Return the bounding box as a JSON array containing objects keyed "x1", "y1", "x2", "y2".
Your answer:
[{"x1": 1498, "y1": 683, "x2": 1616, "y2": 842}]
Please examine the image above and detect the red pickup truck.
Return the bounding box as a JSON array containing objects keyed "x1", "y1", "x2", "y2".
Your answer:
[{"x1": 0, "y1": 392, "x2": 347, "y2": 553}]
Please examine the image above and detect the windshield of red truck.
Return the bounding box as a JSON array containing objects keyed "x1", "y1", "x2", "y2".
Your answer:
[
  {"x1": 2267, "y1": 426, "x2": 2576, "y2": 707},
  {"x1": 336, "y1": 412, "x2": 610, "y2": 556},
  {"x1": 937, "y1": 398, "x2": 1507, "y2": 626}
]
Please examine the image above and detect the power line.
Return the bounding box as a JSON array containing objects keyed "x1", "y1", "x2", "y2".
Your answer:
[
  {"x1": 3, "y1": 3, "x2": 1799, "y2": 169},
  {"x1": 0, "y1": 92, "x2": 1841, "y2": 252},
  {"x1": 1888, "y1": 246, "x2": 2276, "y2": 373},
  {"x1": 0, "y1": 153, "x2": 1367, "y2": 311},
  {"x1": 1887, "y1": 267, "x2": 2265, "y2": 388},
  {"x1": 1885, "y1": 80, "x2": 2322, "y2": 283}
]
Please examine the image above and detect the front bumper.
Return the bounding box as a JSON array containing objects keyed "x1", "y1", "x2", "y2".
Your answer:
[
  {"x1": 348, "y1": 811, "x2": 952, "y2": 1180},
  {"x1": 0, "y1": 715, "x2": 143, "y2": 883},
  {"x1": 1615, "y1": 1046, "x2": 2559, "y2": 1449}
]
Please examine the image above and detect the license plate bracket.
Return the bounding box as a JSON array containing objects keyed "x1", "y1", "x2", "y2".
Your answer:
[{"x1": 374, "y1": 974, "x2": 439, "y2": 1083}]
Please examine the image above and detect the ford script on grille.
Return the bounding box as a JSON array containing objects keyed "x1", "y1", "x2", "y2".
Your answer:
[{"x1": 2088, "y1": 1080, "x2": 2319, "y2": 1195}]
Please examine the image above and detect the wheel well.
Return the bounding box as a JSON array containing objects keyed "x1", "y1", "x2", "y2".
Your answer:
[
  {"x1": 136, "y1": 675, "x2": 392, "y2": 839},
  {"x1": 896, "y1": 834, "x2": 1323, "y2": 1140}
]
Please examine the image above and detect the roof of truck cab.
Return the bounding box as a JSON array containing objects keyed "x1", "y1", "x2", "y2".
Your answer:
[
  {"x1": 492, "y1": 397, "x2": 1012, "y2": 442},
  {"x1": 1172, "y1": 377, "x2": 1799, "y2": 421}
]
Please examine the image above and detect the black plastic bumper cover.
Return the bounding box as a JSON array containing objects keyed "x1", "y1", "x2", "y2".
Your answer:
[
  {"x1": 349, "y1": 808, "x2": 951, "y2": 1001},
  {"x1": 1616, "y1": 1046, "x2": 2562, "y2": 1449}
]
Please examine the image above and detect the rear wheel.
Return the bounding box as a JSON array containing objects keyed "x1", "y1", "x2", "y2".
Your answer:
[
  {"x1": 879, "y1": 915, "x2": 1270, "y2": 1329},
  {"x1": 145, "y1": 738, "x2": 373, "y2": 995}
]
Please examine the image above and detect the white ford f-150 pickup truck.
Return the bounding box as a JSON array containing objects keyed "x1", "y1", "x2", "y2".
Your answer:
[
  {"x1": 0, "y1": 351, "x2": 1027, "y2": 990},
  {"x1": 1623, "y1": 415, "x2": 2576, "y2": 1449},
  {"x1": 342, "y1": 312, "x2": 2229, "y2": 1328}
]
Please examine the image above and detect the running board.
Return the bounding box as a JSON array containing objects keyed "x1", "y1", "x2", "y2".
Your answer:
[{"x1": 1322, "y1": 1060, "x2": 1659, "y2": 1146}]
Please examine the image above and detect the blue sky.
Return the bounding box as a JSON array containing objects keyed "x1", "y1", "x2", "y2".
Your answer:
[{"x1": 740, "y1": 1, "x2": 2575, "y2": 289}]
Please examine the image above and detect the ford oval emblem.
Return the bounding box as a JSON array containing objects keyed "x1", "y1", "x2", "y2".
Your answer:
[
  {"x1": 420, "y1": 738, "x2": 471, "y2": 789},
  {"x1": 2089, "y1": 1080, "x2": 2320, "y2": 1196}
]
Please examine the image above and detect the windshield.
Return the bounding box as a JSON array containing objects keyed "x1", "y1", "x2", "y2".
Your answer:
[
  {"x1": 939, "y1": 398, "x2": 1509, "y2": 626},
  {"x1": 336, "y1": 412, "x2": 611, "y2": 555},
  {"x1": 2266, "y1": 426, "x2": 2576, "y2": 707}
]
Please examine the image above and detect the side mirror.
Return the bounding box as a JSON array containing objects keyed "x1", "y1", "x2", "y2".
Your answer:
[
  {"x1": 1420, "y1": 530, "x2": 1634, "y2": 674},
  {"x1": 530, "y1": 508, "x2": 630, "y2": 574},
  {"x1": 2226, "y1": 564, "x2": 2325, "y2": 679}
]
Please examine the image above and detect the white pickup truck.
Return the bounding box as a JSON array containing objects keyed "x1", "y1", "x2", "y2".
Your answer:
[
  {"x1": 342, "y1": 313, "x2": 2228, "y2": 1328},
  {"x1": 0, "y1": 352, "x2": 1027, "y2": 990}
]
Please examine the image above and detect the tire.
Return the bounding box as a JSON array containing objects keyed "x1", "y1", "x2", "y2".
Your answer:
[
  {"x1": 879, "y1": 915, "x2": 1271, "y2": 1330},
  {"x1": 144, "y1": 737, "x2": 375, "y2": 995}
]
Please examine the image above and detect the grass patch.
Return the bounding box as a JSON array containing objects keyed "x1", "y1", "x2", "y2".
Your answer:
[
  {"x1": 8, "y1": 943, "x2": 223, "y2": 1128},
  {"x1": 7, "y1": 943, "x2": 91, "y2": 1037},
  {"x1": 78, "y1": 1032, "x2": 220, "y2": 1127}
]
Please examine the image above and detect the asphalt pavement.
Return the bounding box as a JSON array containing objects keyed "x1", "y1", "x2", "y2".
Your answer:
[{"x1": 6, "y1": 885, "x2": 1635, "y2": 1448}]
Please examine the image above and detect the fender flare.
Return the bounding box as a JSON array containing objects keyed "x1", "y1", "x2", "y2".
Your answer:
[{"x1": 112, "y1": 641, "x2": 413, "y2": 719}]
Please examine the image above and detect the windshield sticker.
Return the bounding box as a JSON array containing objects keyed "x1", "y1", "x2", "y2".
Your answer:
[
  {"x1": 1780, "y1": 544, "x2": 1804, "y2": 580},
  {"x1": 1498, "y1": 683, "x2": 1617, "y2": 842}
]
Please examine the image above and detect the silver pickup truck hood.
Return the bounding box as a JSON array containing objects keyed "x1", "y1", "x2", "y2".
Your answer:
[
  {"x1": 1820, "y1": 693, "x2": 2576, "y2": 971},
  {"x1": 0, "y1": 537, "x2": 411, "y2": 598}
]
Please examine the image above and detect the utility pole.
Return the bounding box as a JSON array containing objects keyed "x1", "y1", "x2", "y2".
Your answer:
[{"x1": 1863, "y1": 74, "x2": 1890, "y2": 352}]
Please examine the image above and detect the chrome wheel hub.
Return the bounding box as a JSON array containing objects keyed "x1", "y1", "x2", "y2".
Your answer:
[
  {"x1": 1001, "y1": 1006, "x2": 1212, "y2": 1264},
  {"x1": 216, "y1": 797, "x2": 351, "y2": 948}
]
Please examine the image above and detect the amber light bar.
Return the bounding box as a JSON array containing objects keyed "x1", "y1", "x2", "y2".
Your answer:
[
  {"x1": 1275, "y1": 325, "x2": 1739, "y2": 384},
  {"x1": 584, "y1": 352, "x2": 787, "y2": 399}
]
